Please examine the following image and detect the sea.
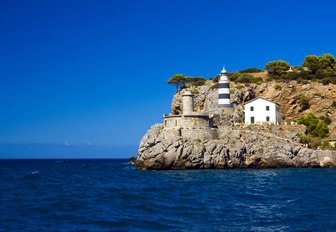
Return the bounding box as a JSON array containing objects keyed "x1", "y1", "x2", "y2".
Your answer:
[{"x1": 0, "y1": 159, "x2": 336, "y2": 232}]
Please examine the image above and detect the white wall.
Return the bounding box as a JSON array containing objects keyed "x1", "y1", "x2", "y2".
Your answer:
[{"x1": 244, "y1": 98, "x2": 281, "y2": 124}]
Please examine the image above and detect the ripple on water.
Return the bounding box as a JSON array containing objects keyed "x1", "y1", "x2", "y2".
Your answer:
[{"x1": 1, "y1": 161, "x2": 336, "y2": 231}]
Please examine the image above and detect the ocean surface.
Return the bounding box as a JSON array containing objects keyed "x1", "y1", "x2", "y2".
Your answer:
[{"x1": 0, "y1": 159, "x2": 336, "y2": 231}]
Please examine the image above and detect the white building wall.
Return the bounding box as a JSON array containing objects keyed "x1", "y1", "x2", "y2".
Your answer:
[{"x1": 244, "y1": 98, "x2": 281, "y2": 124}]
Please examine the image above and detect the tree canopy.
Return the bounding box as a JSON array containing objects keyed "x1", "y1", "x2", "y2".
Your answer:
[
  {"x1": 302, "y1": 55, "x2": 320, "y2": 74},
  {"x1": 302, "y1": 54, "x2": 336, "y2": 78},
  {"x1": 167, "y1": 74, "x2": 191, "y2": 91},
  {"x1": 265, "y1": 60, "x2": 290, "y2": 76},
  {"x1": 263, "y1": 53, "x2": 336, "y2": 83}
]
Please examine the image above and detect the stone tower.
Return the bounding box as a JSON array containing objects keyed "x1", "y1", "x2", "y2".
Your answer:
[
  {"x1": 182, "y1": 91, "x2": 194, "y2": 115},
  {"x1": 218, "y1": 66, "x2": 231, "y2": 107}
]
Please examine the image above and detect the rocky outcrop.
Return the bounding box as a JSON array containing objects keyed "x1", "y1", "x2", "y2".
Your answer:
[
  {"x1": 135, "y1": 124, "x2": 336, "y2": 170},
  {"x1": 135, "y1": 80, "x2": 336, "y2": 170}
]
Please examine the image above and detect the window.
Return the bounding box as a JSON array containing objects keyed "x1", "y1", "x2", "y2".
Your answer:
[
  {"x1": 266, "y1": 116, "x2": 270, "y2": 122},
  {"x1": 266, "y1": 106, "x2": 270, "y2": 111},
  {"x1": 251, "y1": 117, "x2": 255, "y2": 124},
  {"x1": 250, "y1": 106, "x2": 254, "y2": 111}
]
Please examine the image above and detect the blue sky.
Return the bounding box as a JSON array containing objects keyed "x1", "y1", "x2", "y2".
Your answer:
[{"x1": 1, "y1": 0, "x2": 336, "y2": 158}]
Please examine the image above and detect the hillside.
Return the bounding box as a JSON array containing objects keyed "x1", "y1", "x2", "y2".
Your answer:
[{"x1": 171, "y1": 79, "x2": 336, "y2": 139}]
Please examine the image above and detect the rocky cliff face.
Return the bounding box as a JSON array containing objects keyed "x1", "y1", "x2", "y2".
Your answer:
[
  {"x1": 135, "y1": 80, "x2": 336, "y2": 170},
  {"x1": 135, "y1": 124, "x2": 336, "y2": 170}
]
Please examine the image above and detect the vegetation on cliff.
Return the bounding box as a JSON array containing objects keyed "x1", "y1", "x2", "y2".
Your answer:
[
  {"x1": 266, "y1": 54, "x2": 336, "y2": 83},
  {"x1": 297, "y1": 113, "x2": 331, "y2": 149},
  {"x1": 167, "y1": 74, "x2": 207, "y2": 91},
  {"x1": 168, "y1": 53, "x2": 336, "y2": 86}
]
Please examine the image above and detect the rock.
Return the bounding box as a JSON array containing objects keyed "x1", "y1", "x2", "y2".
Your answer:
[
  {"x1": 320, "y1": 157, "x2": 334, "y2": 168},
  {"x1": 128, "y1": 156, "x2": 137, "y2": 164}
]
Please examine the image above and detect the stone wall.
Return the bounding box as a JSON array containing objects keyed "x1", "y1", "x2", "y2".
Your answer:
[
  {"x1": 181, "y1": 128, "x2": 218, "y2": 140},
  {"x1": 164, "y1": 115, "x2": 181, "y2": 128},
  {"x1": 164, "y1": 114, "x2": 212, "y2": 130}
]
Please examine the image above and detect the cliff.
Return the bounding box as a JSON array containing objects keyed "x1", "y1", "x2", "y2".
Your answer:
[{"x1": 135, "y1": 80, "x2": 336, "y2": 170}]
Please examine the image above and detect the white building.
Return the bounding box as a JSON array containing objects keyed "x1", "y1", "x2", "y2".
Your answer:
[{"x1": 244, "y1": 97, "x2": 281, "y2": 124}]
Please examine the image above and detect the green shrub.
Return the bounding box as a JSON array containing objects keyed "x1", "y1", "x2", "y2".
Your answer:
[
  {"x1": 250, "y1": 76, "x2": 263, "y2": 83},
  {"x1": 315, "y1": 69, "x2": 325, "y2": 79},
  {"x1": 228, "y1": 72, "x2": 263, "y2": 84},
  {"x1": 299, "y1": 95, "x2": 310, "y2": 110},
  {"x1": 274, "y1": 84, "x2": 282, "y2": 91},
  {"x1": 298, "y1": 134, "x2": 311, "y2": 144},
  {"x1": 321, "y1": 77, "x2": 332, "y2": 85},
  {"x1": 319, "y1": 114, "x2": 332, "y2": 125},
  {"x1": 265, "y1": 60, "x2": 290, "y2": 76},
  {"x1": 236, "y1": 74, "x2": 253, "y2": 83},
  {"x1": 228, "y1": 72, "x2": 241, "y2": 82},
  {"x1": 298, "y1": 134, "x2": 321, "y2": 149},
  {"x1": 239, "y1": 68, "x2": 262, "y2": 73},
  {"x1": 286, "y1": 70, "x2": 316, "y2": 80},
  {"x1": 297, "y1": 113, "x2": 329, "y2": 138},
  {"x1": 189, "y1": 77, "x2": 206, "y2": 86},
  {"x1": 303, "y1": 55, "x2": 320, "y2": 74},
  {"x1": 310, "y1": 137, "x2": 322, "y2": 149},
  {"x1": 320, "y1": 140, "x2": 334, "y2": 150}
]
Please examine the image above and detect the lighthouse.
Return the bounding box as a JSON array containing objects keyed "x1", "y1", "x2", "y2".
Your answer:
[{"x1": 218, "y1": 66, "x2": 231, "y2": 107}]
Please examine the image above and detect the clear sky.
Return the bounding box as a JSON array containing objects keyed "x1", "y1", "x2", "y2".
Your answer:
[{"x1": 1, "y1": 0, "x2": 336, "y2": 158}]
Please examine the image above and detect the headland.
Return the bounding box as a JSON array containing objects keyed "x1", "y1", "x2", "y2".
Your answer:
[{"x1": 135, "y1": 58, "x2": 336, "y2": 170}]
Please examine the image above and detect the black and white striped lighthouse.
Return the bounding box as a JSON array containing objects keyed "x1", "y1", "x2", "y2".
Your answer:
[{"x1": 218, "y1": 66, "x2": 231, "y2": 107}]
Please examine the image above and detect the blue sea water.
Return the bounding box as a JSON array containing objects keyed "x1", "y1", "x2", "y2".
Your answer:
[{"x1": 0, "y1": 159, "x2": 336, "y2": 231}]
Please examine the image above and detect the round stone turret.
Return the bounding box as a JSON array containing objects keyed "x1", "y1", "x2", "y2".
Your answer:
[{"x1": 182, "y1": 91, "x2": 194, "y2": 115}]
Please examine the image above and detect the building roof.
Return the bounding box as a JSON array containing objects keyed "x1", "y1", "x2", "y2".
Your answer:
[{"x1": 244, "y1": 97, "x2": 280, "y2": 106}]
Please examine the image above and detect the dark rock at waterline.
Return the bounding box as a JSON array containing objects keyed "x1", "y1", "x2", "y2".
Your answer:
[{"x1": 135, "y1": 124, "x2": 336, "y2": 170}]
